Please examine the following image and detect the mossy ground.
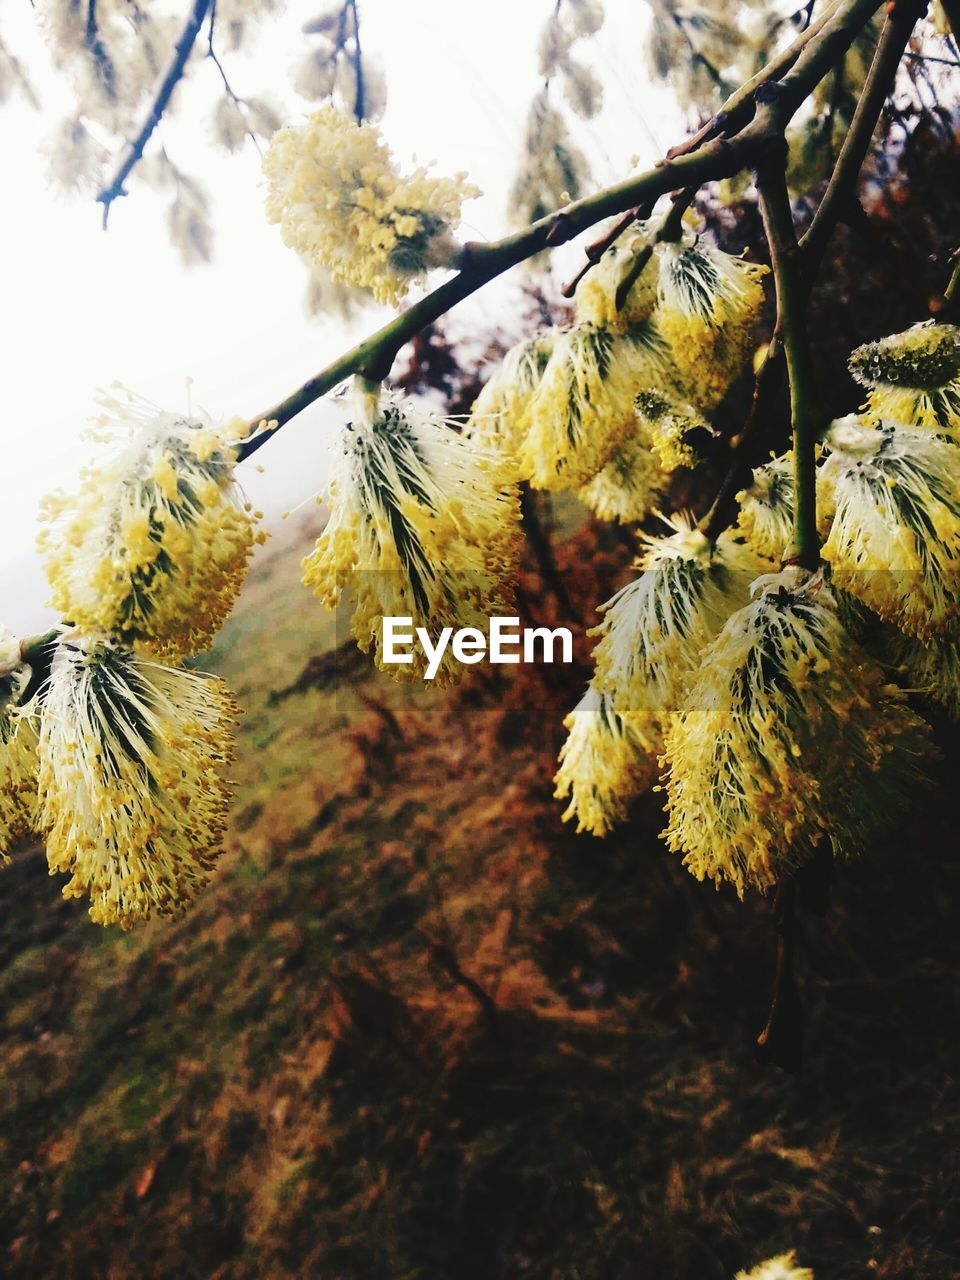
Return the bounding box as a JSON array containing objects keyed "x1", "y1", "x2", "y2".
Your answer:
[{"x1": 2, "y1": 512, "x2": 959, "y2": 1279}]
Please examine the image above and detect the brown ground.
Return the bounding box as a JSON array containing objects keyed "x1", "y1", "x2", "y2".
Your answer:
[{"x1": 1, "y1": 513, "x2": 959, "y2": 1280}]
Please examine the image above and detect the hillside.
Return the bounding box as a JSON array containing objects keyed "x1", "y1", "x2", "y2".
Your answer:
[{"x1": 1, "y1": 511, "x2": 959, "y2": 1279}]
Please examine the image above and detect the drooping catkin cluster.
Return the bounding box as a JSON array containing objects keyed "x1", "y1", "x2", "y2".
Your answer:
[
  {"x1": 591, "y1": 516, "x2": 765, "y2": 746},
  {"x1": 467, "y1": 224, "x2": 766, "y2": 515},
  {"x1": 661, "y1": 570, "x2": 934, "y2": 896},
  {"x1": 635, "y1": 388, "x2": 715, "y2": 474},
  {"x1": 22, "y1": 393, "x2": 264, "y2": 928},
  {"x1": 550, "y1": 314, "x2": 959, "y2": 894},
  {"x1": 518, "y1": 321, "x2": 672, "y2": 490},
  {"x1": 735, "y1": 1253, "x2": 815, "y2": 1280},
  {"x1": 264, "y1": 105, "x2": 480, "y2": 305},
  {"x1": 554, "y1": 685, "x2": 654, "y2": 837},
  {"x1": 302, "y1": 379, "x2": 522, "y2": 683},
  {"x1": 554, "y1": 517, "x2": 764, "y2": 838},
  {"x1": 466, "y1": 332, "x2": 556, "y2": 461},
  {"x1": 38, "y1": 391, "x2": 268, "y2": 660},
  {"x1": 508, "y1": 1, "x2": 604, "y2": 229},
  {"x1": 39, "y1": 634, "x2": 237, "y2": 930},
  {"x1": 850, "y1": 321, "x2": 960, "y2": 438},
  {"x1": 656, "y1": 237, "x2": 768, "y2": 409},
  {"x1": 819, "y1": 416, "x2": 960, "y2": 641},
  {"x1": 736, "y1": 451, "x2": 796, "y2": 560}
]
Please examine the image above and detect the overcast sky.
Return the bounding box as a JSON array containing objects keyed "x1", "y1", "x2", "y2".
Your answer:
[{"x1": 0, "y1": 0, "x2": 673, "y2": 635}]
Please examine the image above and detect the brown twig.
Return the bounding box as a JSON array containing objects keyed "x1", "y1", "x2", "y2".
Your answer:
[
  {"x1": 613, "y1": 188, "x2": 695, "y2": 311},
  {"x1": 699, "y1": 336, "x2": 787, "y2": 540},
  {"x1": 560, "y1": 204, "x2": 650, "y2": 298},
  {"x1": 755, "y1": 877, "x2": 804, "y2": 1071}
]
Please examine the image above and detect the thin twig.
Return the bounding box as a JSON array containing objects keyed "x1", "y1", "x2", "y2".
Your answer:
[
  {"x1": 904, "y1": 50, "x2": 960, "y2": 68},
  {"x1": 945, "y1": 254, "x2": 960, "y2": 304},
  {"x1": 755, "y1": 876, "x2": 804, "y2": 1071},
  {"x1": 800, "y1": 0, "x2": 927, "y2": 273},
  {"x1": 207, "y1": 7, "x2": 262, "y2": 157},
  {"x1": 97, "y1": 0, "x2": 213, "y2": 223},
  {"x1": 699, "y1": 336, "x2": 786, "y2": 541},
  {"x1": 560, "y1": 203, "x2": 650, "y2": 298},
  {"x1": 664, "y1": 0, "x2": 846, "y2": 160}
]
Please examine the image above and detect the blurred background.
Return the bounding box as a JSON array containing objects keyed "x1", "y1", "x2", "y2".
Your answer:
[{"x1": 2, "y1": 3, "x2": 960, "y2": 1278}]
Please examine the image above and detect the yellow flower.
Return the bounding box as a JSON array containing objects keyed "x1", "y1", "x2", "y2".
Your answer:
[
  {"x1": 735, "y1": 1252, "x2": 815, "y2": 1280},
  {"x1": 662, "y1": 569, "x2": 935, "y2": 897},
  {"x1": 574, "y1": 228, "x2": 659, "y2": 332},
  {"x1": 590, "y1": 515, "x2": 764, "y2": 750},
  {"x1": 576, "y1": 423, "x2": 663, "y2": 523},
  {"x1": 38, "y1": 633, "x2": 238, "y2": 930},
  {"x1": 850, "y1": 321, "x2": 960, "y2": 438},
  {"x1": 736, "y1": 451, "x2": 796, "y2": 559},
  {"x1": 519, "y1": 320, "x2": 673, "y2": 490},
  {"x1": 657, "y1": 238, "x2": 768, "y2": 409},
  {"x1": 301, "y1": 379, "x2": 521, "y2": 684},
  {"x1": 0, "y1": 627, "x2": 39, "y2": 861},
  {"x1": 819, "y1": 416, "x2": 960, "y2": 640},
  {"x1": 466, "y1": 331, "x2": 555, "y2": 462},
  {"x1": 554, "y1": 685, "x2": 655, "y2": 836},
  {"x1": 635, "y1": 387, "x2": 715, "y2": 473},
  {"x1": 38, "y1": 392, "x2": 267, "y2": 660},
  {"x1": 264, "y1": 105, "x2": 480, "y2": 306}
]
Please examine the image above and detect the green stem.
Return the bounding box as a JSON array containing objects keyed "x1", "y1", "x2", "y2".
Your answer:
[
  {"x1": 757, "y1": 153, "x2": 820, "y2": 570},
  {"x1": 945, "y1": 255, "x2": 960, "y2": 305}
]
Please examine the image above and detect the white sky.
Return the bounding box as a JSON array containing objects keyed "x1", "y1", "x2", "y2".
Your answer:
[{"x1": 0, "y1": 0, "x2": 677, "y2": 635}]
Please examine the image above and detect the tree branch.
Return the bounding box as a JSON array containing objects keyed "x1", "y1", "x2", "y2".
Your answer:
[
  {"x1": 238, "y1": 0, "x2": 881, "y2": 460},
  {"x1": 238, "y1": 133, "x2": 764, "y2": 457},
  {"x1": 97, "y1": 0, "x2": 212, "y2": 224},
  {"x1": 207, "y1": 8, "x2": 262, "y2": 157}
]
